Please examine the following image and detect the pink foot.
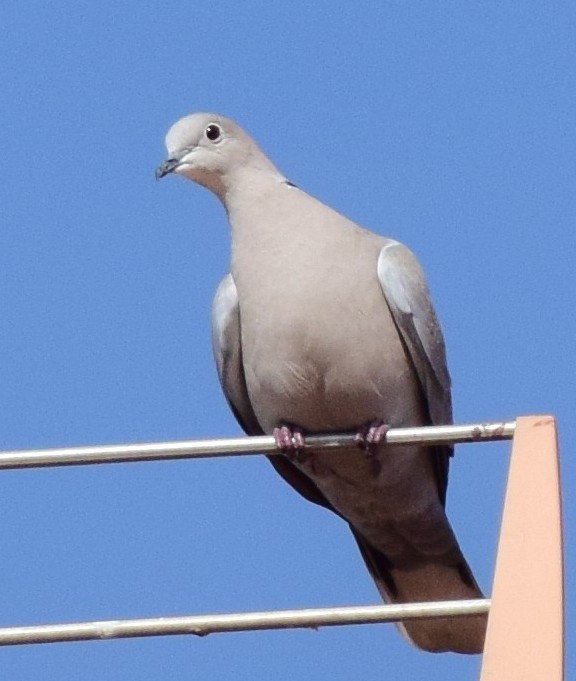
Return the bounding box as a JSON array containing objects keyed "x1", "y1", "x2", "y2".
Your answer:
[
  {"x1": 354, "y1": 421, "x2": 390, "y2": 456},
  {"x1": 273, "y1": 424, "x2": 306, "y2": 462}
]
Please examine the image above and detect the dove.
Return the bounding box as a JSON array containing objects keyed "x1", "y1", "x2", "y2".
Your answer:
[{"x1": 156, "y1": 113, "x2": 486, "y2": 654}]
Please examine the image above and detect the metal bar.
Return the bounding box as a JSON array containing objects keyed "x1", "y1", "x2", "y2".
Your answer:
[
  {"x1": 0, "y1": 421, "x2": 515, "y2": 470},
  {"x1": 0, "y1": 599, "x2": 490, "y2": 646}
]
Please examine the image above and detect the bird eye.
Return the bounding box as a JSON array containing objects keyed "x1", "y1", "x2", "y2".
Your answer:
[{"x1": 205, "y1": 124, "x2": 222, "y2": 142}]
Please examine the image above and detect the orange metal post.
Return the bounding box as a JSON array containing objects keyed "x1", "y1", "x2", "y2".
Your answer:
[{"x1": 479, "y1": 415, "x2": 563, "y2": 680}]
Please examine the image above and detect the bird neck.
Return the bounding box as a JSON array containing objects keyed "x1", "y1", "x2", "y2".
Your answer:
[{"x1": 220, "y1": 164, "x2": 288, "y2": 213}]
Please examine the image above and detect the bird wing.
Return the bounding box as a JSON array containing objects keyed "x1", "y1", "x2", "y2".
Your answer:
[
  {"x1": 377, "y1": 240, "x2": 453, "y2": 504},
  {"x1": 211, "y1": 273, "x2": 333, "y2": 511}
]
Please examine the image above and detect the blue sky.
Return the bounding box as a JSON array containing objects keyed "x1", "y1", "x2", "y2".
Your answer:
[{"x1": 1, "y1": 2, "x2": 574, "y2": 679}]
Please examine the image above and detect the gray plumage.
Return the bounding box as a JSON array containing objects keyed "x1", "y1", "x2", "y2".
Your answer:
[{"x1": 157, "y1": 113, "x2": 486, "y2": 654}]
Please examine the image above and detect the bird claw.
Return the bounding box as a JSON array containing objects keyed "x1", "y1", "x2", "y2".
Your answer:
[
  {"x1": 273, "y1": 424, "x2": 307, "y2": 462},
  {"x1": 355, "y1": 421, "x2": 390, "y2": 456}
]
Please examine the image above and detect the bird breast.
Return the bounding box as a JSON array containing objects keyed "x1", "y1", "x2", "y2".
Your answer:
[{"x1": 237, "y1": 271, "x2": 420, "y2": 433}]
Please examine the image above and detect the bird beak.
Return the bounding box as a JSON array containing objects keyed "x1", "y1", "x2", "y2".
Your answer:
[{"x1": 155, "y1": 157, "x2": 181, "y2": 180}]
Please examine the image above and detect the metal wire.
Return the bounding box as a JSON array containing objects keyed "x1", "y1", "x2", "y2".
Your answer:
[
  {"x1": 0, "y1": 423, "x2": 506, "y2": 647},
  {"x1": 0, "y1": 420, "x2": 515, "y2": 470},
  {"x1": 0, "y1": 599, "x2": 491, "y2": 646}
]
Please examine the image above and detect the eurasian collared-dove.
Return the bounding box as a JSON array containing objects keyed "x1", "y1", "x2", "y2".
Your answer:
[{"x1": 156, "y1": 113, "x2": 486, "y2": 654}]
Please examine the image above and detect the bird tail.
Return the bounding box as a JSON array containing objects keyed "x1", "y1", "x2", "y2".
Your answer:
[{"x1": 351, "y1": 528, "x2": 487, "y2": 654}]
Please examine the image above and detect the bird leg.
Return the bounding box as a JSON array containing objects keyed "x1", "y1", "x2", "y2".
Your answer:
[
  {"x1": 354, "y1": 420, "x2": 390, "y2": 456},
  {"x1": 273, "y1": 424, "x2": 307, "y2": 462}
]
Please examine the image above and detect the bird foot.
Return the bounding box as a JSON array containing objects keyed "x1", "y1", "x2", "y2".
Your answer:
[
  {"x1": 354, "y1": 421, "x2": 390, "y2": 456},
  {"x1": 273, "y1": 424, "x2": 307, "y2": 463}
]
